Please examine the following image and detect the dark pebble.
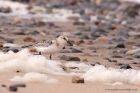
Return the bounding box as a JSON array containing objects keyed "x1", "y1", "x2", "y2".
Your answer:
[
  {"x1": 90, "y1": 62, "x2": 101, "y2": 66},
  {"x1": 73, "y1": 21, "x2": 85, "y2": 25},
  {"x1": 16, "y1": 70, "x2": 20, "y2": 73},
  {"x1": 112, "y1": 54, "x2": 123, "y2": 58},
  {"x1": 25, "y1": 31, "x2": 39, "y2": 35},
  {"x1": 60, "y1": 55, "x2": 80, "y2": 61},
  {"x1": 90, "y1": 28, "x2": 107, "y2": 39},
  {"x1": 116, "y1": 63, "x2": 123, "y2": 66},
  {"x1": 9, "y1": 86, "x2": 18, "y2": 92},
  {"x1": 13, "y1": 32, "x2": 26, "y2": 35},
  {"x1": 9, "y1": 83, "x2": 26, "y2": 92},
  {"x1": 9, "y1": 48, "x2": 19, "y2": 53},
  {"x1": 133, "y1": 52, "x2": 140, "y2": 58},
  {"x1": 120, "y1": 64, "x2": 132, "y2": 69},
  {"x1": 0, "y1": 7, "x2": 12, "y2": 13},
  {"x1": 105, "y1": 58, "x2": 117, "y2": 62},
  {"x1": 71, "y1": 47, "x2": 82, "y2": 53},
  {"x1": 80, "y1": 35, "x2": 90, "y2": 39},
  {"x1": 1, "y1": 84, "x2": 7, "y2": 87},
  {"x1": 115, "y1": 43, "x2": 126, "y2": 48}
]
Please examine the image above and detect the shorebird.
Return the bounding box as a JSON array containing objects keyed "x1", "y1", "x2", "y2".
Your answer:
[{"x1": 29, "y1": 35, "x2": 73, "y2": 60}]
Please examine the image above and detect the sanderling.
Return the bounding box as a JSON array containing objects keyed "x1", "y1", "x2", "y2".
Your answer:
[{"x1": 29, "y1": 35, "x2": 73, "y2": 60}]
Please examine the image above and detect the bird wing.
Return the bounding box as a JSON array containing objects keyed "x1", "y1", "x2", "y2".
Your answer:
[{"x1": 21, "y1": 40, "x2": 52, "y2": 48}]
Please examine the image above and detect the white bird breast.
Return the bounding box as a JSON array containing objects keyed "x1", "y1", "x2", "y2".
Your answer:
[{"x1": 35, "y1": 45, "x2": 60, "y2": 54}]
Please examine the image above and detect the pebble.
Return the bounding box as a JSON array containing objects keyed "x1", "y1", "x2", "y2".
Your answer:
[
  {"x1": 126, "y1": 48, "x2": 140, "y2": 55},
  {"x1": 60, "y1": 55, "x2": 80, "y2": 61},
  {"x1": 105, "y1": 58, "x2": 117, "y2": 63},
  {"x1": 71, "y1": 47, "x2": 82, "y2": 53},
  {"x1": 115, "y1": 43, "x2": 126, "y2": 48},
  {"x1": 0, "y1": 7, "x2": 12, "y2": 13},
  {"x1": 34, "y1": 21, "x2": 46, "y2": 27},
  {"x1": 25, "y1": 31, "x2": 39, "y2": 35},
  {"x1": 8, "y1": 48, "x2": 19, "y2": 53},
  {"x1": 80, "y1": 35, "x2": 90, "y2": 39},
  {"x1": 90, "y1": 28, "x2": 107, "y2": 39},
  {"x1": 120, "y1": 64, "x2": 132, "y2": 69},
  {"x1": 67, "y1": 0, "x2": 77, "y2": 5},
  {"x1": 9, "y1": 85, "x2": 17, "y2": 92},
  {"x1": 94, "y1": 36, "x2": 109, "y2": 45},
  {"x1": 90, "y1": 62, "x2": 101, "y2": 66},
  {"x1": 1, "y1": 84, "x2": 7, "y2": 87},
  {"x1": 76, "y1": 39, "x2": 84, "y2": 45},
  {"x1": 73, "y1": 21, "x2": 85, "y2": 26},
  {"x1": 133, "y1": 52, "x2": 140, "y2": 58},
  {"x1": 72, "y1": 76, "x2": 84, "y2": 83},
  {"x1": 23, "y1": 37, "x2": 36, "y2": 42},
  {"x1": 9, "y1": 83, "x2": 26, "y2": 92}
]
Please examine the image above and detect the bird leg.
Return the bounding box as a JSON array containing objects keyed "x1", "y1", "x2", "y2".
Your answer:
[{"x1": 50, "y1": 54, "x2": 52, "y2": 60}]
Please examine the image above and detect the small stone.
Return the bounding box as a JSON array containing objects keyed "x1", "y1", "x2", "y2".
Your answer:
[
  {"x1": 24, "y1": 37, "x2": 36, "y2": 42},
  {"x1": 112, "y1": 54, "x2": 123, "y2": 58},
  {"x1": 115, "y1": 43, "x2": 126, "y2": 48},
  {"x1": 29, "y1": 6, "x2": 46, "y2": 14},
  {"x1": 73, "y1": 21, "x2": 85, "y2": 26},
  {"x1": 9, "y1": 83, "x2": 26, "y2": 92},
  {"x1": 90, "y1": 62, "x2": 101, "y2": 66},
  {"x1": 133, "y1": 52, "x2": 140, "y2": 58},
  {"x1": 94, "y1": 36, "x2": 109, "y2": 45},
  {"x1": 60, "y1": 55, "x2": 80, "y2": 61},
  {"x1": 25, "y1": 31, "x2": 39, "y2": 35},
  {"x1": 76, "y1": 39, "x2": 84, "y2": 45},
  {"x1": 29, "y1": 48, "x2": 37, "y2": 53},
  {"x1": 126, "y1": 49, "x2": 140, "y2": 55},
  {"x1": 81, "y1": 15, "x2": 90, "y2": 21},
  {"x1": 34, "y1": 21, "x2": 46, "y2": 27},
  {"x1": 83, "y1": 58, "x2": 88, "y2": 62},
  {"x1": 80, "y1": 35, "x2": 90, "y2": 39},
  {"x1": 8, "y1": 48, "x2": 19, "y2": 53},
  {"x1": 105, "y1": 58, "x2": 117, "y2": 63},
  {"x1": 0, "y1": 43, "x2": 3, "y2": 48},
  {"x1": 13, "y1": 31, "x2": 26, "y2": 35},
  {"x1": 120, "y1": 64, "x2": 132, "y2": 69},
  {"x1": 72, "y1": 76, "x2": 84, "y2": 83},
  {"x1": 16, "y1": 70, "x2": 20, "y2": 73},
  {"x1": 67, "y1": 0, "x2": 77, "y2": 5},
  {"x1": 9, "y1": 86, "x2": 18, "y2": 92},
  {"x1": 116, "y1": 63, "x2": 123, "y2": 66},
  {"x1": 71, "y1": 47, "x2": 82, "y2": 53},
  {"x1": 1, "y1": 84, "x2": 6, "y2": 87},
  {"x1": 67, "y1": 16, "x2": 79, "y2": 21},
  {"x1": 74, "y1": 31, "x2": 82, "y2": 35},
  {"x1": 13, "y1": 17, "x2": 21, "y2": 24},
  {"x1": 0, "y1": 7, "x2": 12, "y2": 13},
  {"x1": 90, "y1": 28, "x2": 107, "y2": 39}
]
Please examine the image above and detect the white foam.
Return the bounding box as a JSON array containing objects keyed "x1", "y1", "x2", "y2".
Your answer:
[
  {"x1": 0, "y1": 49, "x2": 65, "y2": 74},
  {"x1": 0, "y1": 49, "x2": 30, "y2": 62},
  {"x1": 83, "y1": 65, "x2": 140, "y2": 86},
  {"x1": 120, "y1": 0, "x2": 140, "y2": 3},
  {"x1": 1, "y1": 48, "x2": 140, "y2": 85},
  {"x1": 0, "y1": 0, "x2": 28, "y2": 14},
  {"x1": 65, "y1": 62, "x2": 92, "y2": 73},
  {"x1": 11, "y1": 72, "x2": 58, "y2": 83},
  {"x1": 3, "y1": 43, "x2": 20, "y2": 48}
]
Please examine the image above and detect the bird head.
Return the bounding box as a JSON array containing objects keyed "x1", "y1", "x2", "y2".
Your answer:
[{"x1": 56, "y1": 35, "x2": 73, "y2": 46}]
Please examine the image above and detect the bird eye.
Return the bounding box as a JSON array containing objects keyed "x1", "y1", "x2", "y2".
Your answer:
[{"x1": 63, "y1": 37, "x2": 66, "y2": 40}]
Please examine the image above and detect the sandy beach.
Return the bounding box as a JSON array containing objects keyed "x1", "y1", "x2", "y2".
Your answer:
[{"x1": 0, "y1": 0, "x2": 140, "y2": 93}]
